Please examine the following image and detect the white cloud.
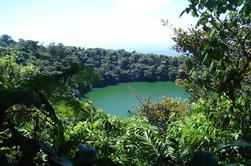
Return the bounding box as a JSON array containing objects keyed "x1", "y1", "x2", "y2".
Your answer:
[{"x1": 113, "y1": 0, "x2": 170, "y2": 13}]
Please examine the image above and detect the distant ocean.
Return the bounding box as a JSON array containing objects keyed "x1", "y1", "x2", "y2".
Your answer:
[
  {"x1": 137, "y1": 48, "x2": 179, "y2": 56},
  {"x1": 84, "y1": 45, "x2": 179, "y2": 56},
  {"x1": 123, "y1": 47, "x2": 179, "y2": 56}
]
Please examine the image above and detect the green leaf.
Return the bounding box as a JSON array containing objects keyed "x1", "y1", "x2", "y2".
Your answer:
[
  {"x1": 209, "y1": 28, "x2": 217, "y2": 38},
  {"x1": 197, "y1": 16, "x2": 209, "y2": 26},
  {"x1": 180, "y1": 8, "x2": 191, "y2": 17},
  {"x1": 203, "y1": 40, "x2": 210, "y2": 50},
  {"x1": 209, "y1": 61, "x2": 214, "y2": 72}
]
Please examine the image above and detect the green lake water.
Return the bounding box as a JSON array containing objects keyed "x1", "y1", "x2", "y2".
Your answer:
[{"x1": 83, "y1": 82, "x2": 190, "y2": 118}]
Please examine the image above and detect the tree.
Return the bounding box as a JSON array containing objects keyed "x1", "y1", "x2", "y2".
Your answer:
[
  {"x1": 0, "y1": 34, "x2": 15, "y2": 46},
  {"x1": 174, "y1": 0, "x2": 250, "y2": 101},
  {"x1": 172, "y1": 0, "x2": 251, "y2": 144}
]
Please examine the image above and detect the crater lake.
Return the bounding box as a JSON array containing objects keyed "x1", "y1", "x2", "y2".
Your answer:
[{"x1": 83, "y1": 82, "x2": 190, "y2": 118}]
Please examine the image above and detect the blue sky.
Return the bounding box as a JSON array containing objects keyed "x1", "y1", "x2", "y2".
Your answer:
[{"x1": 0, "y1": 0, "x2": 196, "y2": 55}]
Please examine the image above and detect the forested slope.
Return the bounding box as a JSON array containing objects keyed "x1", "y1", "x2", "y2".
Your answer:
[{"x1": 0, "y1": 35, "x2": 187, "y2": 89}]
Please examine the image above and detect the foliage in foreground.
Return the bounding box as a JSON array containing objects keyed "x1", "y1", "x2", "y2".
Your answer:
[{"x1": 172, "y1": 0, "x2": 251, "y2": 141}]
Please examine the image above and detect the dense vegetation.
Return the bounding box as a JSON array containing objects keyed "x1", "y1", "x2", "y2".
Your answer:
[
  {"x1": 0, "y1": 0, "x2": 250, "y2": 166},
  {"x1": 0, "y1": 36, "x2": 187, "y2": 90}
]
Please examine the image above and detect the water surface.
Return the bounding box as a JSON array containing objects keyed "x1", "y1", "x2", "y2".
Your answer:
[{"x1": 83, "y1": 82, "x2": 190, "y2": 118}]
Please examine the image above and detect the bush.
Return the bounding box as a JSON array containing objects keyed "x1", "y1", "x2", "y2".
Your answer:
[{"x1": 133, "y1": 96, "x2": 188, "y2": 128}]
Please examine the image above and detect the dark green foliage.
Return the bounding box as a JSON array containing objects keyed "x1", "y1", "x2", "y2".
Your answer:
[
  {"x1": 63, "y1": 110, "x2": 180, "y2": 166},
  {"x1": 36, "y1": 142, "x2": 98, "y2": 166},
  {"x1": 0, "y1": 36, "x2": 188, "y2": 91},
  {"x1": 216, "y1": 142, "x2": 251, "y2": 165},
  {"x1": 0, "y1": 34, "x2": 15, "y2": 47},
  {"x1": 171, "y1": 0, "x2": 251, "y2": 165},
  {"x1": 173, "y1": 0, "x2": 251, "y2": 136},
  {"x1": 175, "y1": 0, "x2": 251, "y2": 101},
  {"x1": 0, "y1": 53, "x2": 97, "y2": 165}
]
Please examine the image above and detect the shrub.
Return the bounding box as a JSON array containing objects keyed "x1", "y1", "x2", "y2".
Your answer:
[{"x1": 133, "y1": 97, "x2": 188, "y2": 128}]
